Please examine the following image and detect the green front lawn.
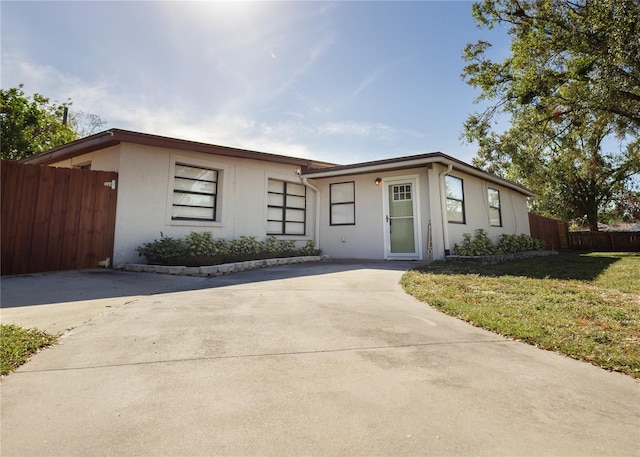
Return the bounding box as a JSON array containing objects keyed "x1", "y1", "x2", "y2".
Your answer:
[
  {"x1": 0, "y1": 324, "x2": 57, "y2": 375},
  {"x1": 401, "y1": 252, "x2": 640, "y2": 378}
]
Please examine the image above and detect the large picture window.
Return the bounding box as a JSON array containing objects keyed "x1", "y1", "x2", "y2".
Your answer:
[
  {"x1": 445, "y1": 175, "x2": 465, "y2": 224},
  {"x1": 172, "y1": 164, "x2": 218, "y2": 221},
  {"x1": 488, "y1": 188, "x2": 502, "y2": 227},
  {"x1": 330, "y1": 182, "x2": 355, "y2": 225},
  {"x1": 267, "y1": 179, "x2": 306, "y2": 235}
]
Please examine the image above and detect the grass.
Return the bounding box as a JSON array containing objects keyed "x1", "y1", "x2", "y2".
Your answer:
[
  {"x1": 401, "y1": 251, "x2": 640, "y2": 378},
  {"x1": 0, "y1": 324, "x2": 57, "y2": 375}
]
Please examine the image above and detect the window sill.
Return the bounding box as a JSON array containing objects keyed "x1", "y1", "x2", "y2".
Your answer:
[
  {"x1": 266, "y1": 234, "x2": 312, "y2": 240},
  {"x1": 169, "y1": 219, "x2": 224, "y2": 228}
]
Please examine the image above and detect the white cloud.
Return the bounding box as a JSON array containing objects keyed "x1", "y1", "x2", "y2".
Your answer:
[
  {"x1": 3, "y1": 54, "x2": 433, "y2": 164},
  {"x1": 3, "y1": 55, "x2": 111, "y2": 112}
]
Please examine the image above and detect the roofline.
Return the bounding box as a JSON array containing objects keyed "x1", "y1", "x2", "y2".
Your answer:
[
  {"x1": 20, "y1": 128, "x2": 533, "y2": 196},
  {"x1": 21, "y1": 128, "x2": 330, "y2": 168},
  {"x1": 302, "y1": 152, "x2": 534, "y2": 197}
]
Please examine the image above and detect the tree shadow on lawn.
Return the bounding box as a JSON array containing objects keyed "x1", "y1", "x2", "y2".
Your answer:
[{"x1": 417, "y1": 251, "x2": 637, "y2": 282}]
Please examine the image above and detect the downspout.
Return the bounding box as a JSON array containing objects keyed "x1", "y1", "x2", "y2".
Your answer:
[
  {"x1": 302, "y1": 176, "x2": 320, "y2": 249},
  {"x1": 439, "y1": 164, "x2": 453, "y2": 255}
]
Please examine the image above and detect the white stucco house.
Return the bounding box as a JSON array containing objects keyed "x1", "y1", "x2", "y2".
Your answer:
[{"x1": 23, "y1": 129, "x2": 533, "y2": 266}]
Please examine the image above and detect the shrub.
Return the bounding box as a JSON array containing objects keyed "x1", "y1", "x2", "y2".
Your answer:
[
  {"x1": 259, "y1": 236, "x2": 296, "y2": 258},
  {"x1": 455, "y1": 230, "x2": 544, "y2": 256},
  {"x1": 136, "y1": 233, "x2": 187, "y2": 265},
  {"x1": 454, "y1": 229, "x2": 497, "y2": 256},
  {"x1": 184, "y1": 231, "x2": 217, "y2": 257},
  {"x1": 299, "y1": 240, "x2": 322, "y2": 256},
  {"x1": 496, "y1": 234, "x2": 520, "y2": 254},
  {"x1": 137, "y1": 232, "x2": 322, "y2": 266},
  {"x1": 496, "y1": 233, "x2": 545, "y2": 253},
  {"x1": 228, "y1": 236, "x2": 261, "y2": 261}
]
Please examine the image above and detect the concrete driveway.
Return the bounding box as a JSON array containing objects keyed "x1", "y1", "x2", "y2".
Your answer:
[{"x1": 1, "y1": 261, "x2": 638, "y2": 456}]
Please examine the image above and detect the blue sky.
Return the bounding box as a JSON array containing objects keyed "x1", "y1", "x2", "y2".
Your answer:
[{"x1": 1, "y1": 1, "x2": 511, "y2": 165}]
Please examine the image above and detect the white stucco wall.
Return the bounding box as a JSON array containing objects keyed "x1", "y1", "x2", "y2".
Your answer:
[
  {"x1": 313, "y1": 164, "x2": 530, "y2": 261},
  {"x1": 438, "y1": 164, "x2": 531, "y2": 255},
  {"x1": 50, "y1": 146, "x2": 121, "y2": 172},
  {"x1": 312, "y1": 167, "x2": 433, "y2": 260},
  {"x1": 50, "y1": 145, "x2": 531, "y2": 265},
  {"x1": 52, "y1": 143, "x2": 316, "y2": 265}
]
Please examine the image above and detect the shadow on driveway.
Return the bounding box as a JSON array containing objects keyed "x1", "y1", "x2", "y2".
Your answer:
[{"x1": 1, "y1": 259, "x2": 423, "y2": 308}]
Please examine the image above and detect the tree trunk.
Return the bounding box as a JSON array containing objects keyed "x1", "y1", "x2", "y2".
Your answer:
[{"x1": 587, "y1": 210, "x2": 599, "y2": 232}]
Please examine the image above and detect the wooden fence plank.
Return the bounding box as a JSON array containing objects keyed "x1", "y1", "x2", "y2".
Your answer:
[
  {"x1": 45, "y1": 168, "x2": 72, "y2": 272},
  {"x1": 1, "y1": 161, "x2": 23, "y2": 274},
  {"x1": 76, "y1": 170, "x2": 98, "y2": 268},
  {"x1": 11, "y1": 164, "x2": 41, "y2": 274},
  {"x1": 568, "y1": 232, "x2": 640, "y2": 251},
  {"x1": 29, "y1": 165, "x2": 56, "y2": 272},
  {"x1": 90, "y1": 172, "x2": 113, "y2": 266},
  {"x1": 528, "y1": 213, "x2": 567, "y2": 251},
  {"x1": 59, "y1": 168, "x2": 84, "y2": 270}
]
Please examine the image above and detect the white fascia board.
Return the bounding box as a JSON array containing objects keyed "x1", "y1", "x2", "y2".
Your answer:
[
  {"x1": 301, "y1": 156, "x2": 534, "y2": 197},
  {"x1": 300, "y1": 157, "x2": 438, "y2": 178}
]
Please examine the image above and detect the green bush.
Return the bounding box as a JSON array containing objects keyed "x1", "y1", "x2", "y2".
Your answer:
[
  {"x1": 137, "y1": 232, "x2": 322, "y2": 266},
  {"x1": 185, "y1": 231, "x2": 217, "y2": 257},
  {"x1": 136, "y1": 233, "x2": 187, "y2": 264},
  {"x1": 454, "y1": 229, "x2": 497, "y2": 256},
  {"x1": 454, "y1": 229, "x2": 544, "y2": 256},
  {"x1": 497, "y1": 233, "x2": 545, "y2": 253},
  {"x1": 298, "y1": 240, "x2": 322, "y2": 256},
  {"x1": 228, "y1": 236, "x2": 261, "y2": 260}
]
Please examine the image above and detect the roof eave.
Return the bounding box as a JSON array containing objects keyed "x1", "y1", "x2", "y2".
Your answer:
[
  {"x1": 21, "y1": 128, "x2": 331, "y2": 168},
  {"x1": 302, "y1": 154, "x2": 534, "y2": 197},
  {"x1": 21, "y1": 131, "x2": 119, "y2": 165}
]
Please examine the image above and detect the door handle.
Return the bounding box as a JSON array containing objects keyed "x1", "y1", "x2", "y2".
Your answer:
[{"x1": 386, "y1": 215, "x2": 390, "y2": 223}]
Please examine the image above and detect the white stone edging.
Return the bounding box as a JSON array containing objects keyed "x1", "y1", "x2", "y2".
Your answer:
[{"x1": 119, "y1": 255, "x2": 331, "y2": 277}]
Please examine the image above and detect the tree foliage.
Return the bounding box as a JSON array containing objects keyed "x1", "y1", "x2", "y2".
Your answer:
[
  {"x1": 0, "y1": 84, "x2": 106, "y2": 160},
  {"x1": 462, "y1": 0, "x2": 640, "y2": 230}
]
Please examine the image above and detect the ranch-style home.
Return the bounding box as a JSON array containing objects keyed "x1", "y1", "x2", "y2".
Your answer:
[{"x1": 23, "y1": 129, "x2": 533, "y2": 267}]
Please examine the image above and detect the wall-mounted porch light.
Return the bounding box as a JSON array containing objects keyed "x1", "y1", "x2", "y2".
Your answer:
[{"x1": 375, "y1": 177, "x2": 382, "y2": 187}]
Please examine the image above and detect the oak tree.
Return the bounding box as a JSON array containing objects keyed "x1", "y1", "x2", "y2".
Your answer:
[{"x1": 462, "y1": 0, "x2": 640, "y2": 230}]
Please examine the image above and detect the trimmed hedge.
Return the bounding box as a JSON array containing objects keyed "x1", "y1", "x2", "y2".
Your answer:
[
  {"x1": 454, "y1": 229, "x2": 545, "y2": 256},
  {"x1": 137, "y1": 232, "x2": 321, "y2": 266}
]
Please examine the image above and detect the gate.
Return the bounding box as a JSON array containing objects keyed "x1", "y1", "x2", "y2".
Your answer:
[{"x1": 1, "y1": 160, "x2": 118, "y2": 275}]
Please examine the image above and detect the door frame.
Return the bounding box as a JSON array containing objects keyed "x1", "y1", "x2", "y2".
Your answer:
[{"x1": 381, "y1": 175, "x2": 423, "y2": 260}]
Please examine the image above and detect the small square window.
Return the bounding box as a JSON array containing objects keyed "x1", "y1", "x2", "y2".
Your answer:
[
  {"x1": 392, "y1": 184, "x2": 412, "y2": 201},
  {"x1": 172, "y1": 164, "x2": 218, "y2": 221}
]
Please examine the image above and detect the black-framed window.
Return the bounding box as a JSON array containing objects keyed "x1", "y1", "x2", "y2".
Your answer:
[
  {"x1": 445, "y1": 175, "x2": 465, "y2": 224},
  {"x1": 330, "y1": 181, "x2": 355, "y2": 226},
  {"x1": 172, "y1": 163, "x2": 218, "y2": 221},
  {"x1": 488, "y1": 188, "x2": 502, "y2": 227},
  {"x1": 267, "y1": 179, "x2": 306, "y2": 235}
]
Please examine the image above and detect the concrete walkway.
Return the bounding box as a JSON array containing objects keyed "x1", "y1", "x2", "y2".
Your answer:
[{"x1": 1, "y1": 262, "x2": 638, "y2": 456}]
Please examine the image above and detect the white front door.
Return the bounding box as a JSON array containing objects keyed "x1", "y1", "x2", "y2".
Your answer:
[{"x1": 383, "y1": 177, "x2": 421, "y2": 260}]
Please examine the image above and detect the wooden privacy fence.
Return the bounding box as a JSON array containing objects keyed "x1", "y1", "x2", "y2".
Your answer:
[
  {"x1": 529, "y1": 212, "x2": 640, "y2": 251},
  {"x1": 1, "y1": 160, "x2": 118, "y2": 275},
  {"x1": 568, "y1": 231, "x2": 640, "y2": 251},
  {"x1": 528, "y1": 213, "x2": 569, "y2": 251}
]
